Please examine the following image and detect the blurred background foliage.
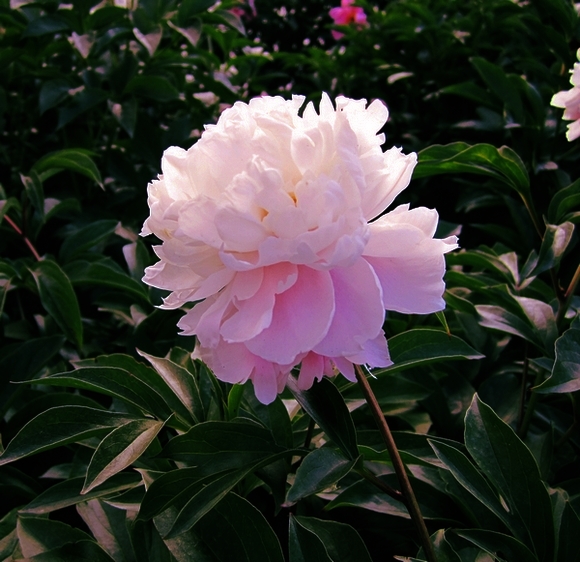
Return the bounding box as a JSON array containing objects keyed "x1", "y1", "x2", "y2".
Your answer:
[{"x1": 0, "y1": 0, "x2": 579, "y2": 560}]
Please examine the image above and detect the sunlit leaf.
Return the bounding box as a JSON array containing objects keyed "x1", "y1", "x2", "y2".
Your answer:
[
  {"x1": 138, "y1": 350, "x2": 204, "y2": 424},
  {"x1": 16, "y1": 517, "x2": 92, "y2": 558},
  {"x1": 32, "y1": 366, "x2": 173, "y2": 420},
  {"x1": 0, "y1": 406, "x2": 137, "y2": 466},
  {"x1": 20, "y1": 473, "x2": 142, "y2": 515},
  {"x1": 83, "y1": 418, "x2": 165, "y2": 493},
  {"x1": 76, "y1": 499, "x2": 135, "y2": 562}
]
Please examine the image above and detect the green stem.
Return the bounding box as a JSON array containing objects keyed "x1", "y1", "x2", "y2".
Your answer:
[
  {"x1": 518, "y1": 370, "x2": 544, "y2": 439},
  {"x1": 354, "y1": 365, "x2": 437, "y2": 562}
]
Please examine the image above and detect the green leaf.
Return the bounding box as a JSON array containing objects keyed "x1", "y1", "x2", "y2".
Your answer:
[
  {"x1": 76, "y1": 499, "x2": 135, "y2": 562},
  {"x1": 178, "y1": 0, "x2": 216, "y2": 19},
  {"x1": 415, "y1": 143, "x2": 530, "y2": 203},
  {"x1": 0, "y1": 508, "x2": 18, "y2": 559},
  {"x1": 530, "y1": 222, "x2": 574, "y2": 275},
  {"x1": 526, "y1": 223, "x2": 575, "y2": 278},
  {"x1": 20, "y1": 171, "x2": 45, "y2": 221},
  {"x1": 213, "y1": 10, "x2": 246, "y2": 35},
  {"x1": 73, "y1": 354, "x2": 196, "y2": 428},
  {"x1": 470, "y1": 57, "x2": 526, "y2": 124},
  {"x1": 293, "y1": 517, "x2": 373, "y2": 562},
  {"x1": 429, "y1": 440, "x2": 518, "y2": 536},
  {"x1": 289, "y1": 515, "x2": 333, "y2": 562},
  {"x1": 447, "y1": 248, "x2": 519, "y2": 285},
  {"x1": 287, "y1": 376, "x2": 359, "y2": 460},
  {"x1": 477, "y1": 293, "x2": 557, "y2": 353},
  {"x1": 324, "y1": 479, "x2": 409, "y2": 518},
  {"x1": 108, "y1": 98, "x2": 137, "y2": 138},
  {"x1": 32, "y1": 149, "x2": 103, "y2": 188},
  {"x1": 465, "y1": 395, "x2": 554, "y2": 562},
  {"x1": 160, "y1": 468, "x2": 257, "y2": 538},
  {"x1": 241, "y1": 387, "x2": 293, "y2": 448},
  {"x1": 286, "y1": 448, "x2": 357, "y2": 504},
  {"x1": 429, "y1": 529, "x2": 461, "y2": 562},
  {"x1": 439, "y1": 81, "x2": 499, "y2": 109},
  {"x1": 0, "y1": 335, "x2": 65, "y2": 386},
  {"x1": 57, "y1": 88, "x2": 108, "y2": 130},
  {"x1": 39, "y1": 78, "x2": 72, "y2": 115},
  {"x1": 195, "y1": 493, "x2": 285, "y2": 562},
  {"x1": 33, "y1": 366, "x2": 172, "y2": 420},
  {"x1": 59, "y1": 220, "x2": 118, "y2": 263},
  {"x1": 0, "y1": 406, "x2": 138, "y2": 466},
  {"x1": 65, "y1": 259, "x2": 149, "y2": 303},
  {"x1": 124, "y1": 76, "x2": 179, "y2": 102},
  {"x1": 548, "y1": 180, "x2": 580, "y2": 225},
  {"x1": 23, "y1": 15, "x2": 70, "y2": 37},
  {"x1": 456, "y1": 530, "x2": 539, "y2": 562},
  {"x1": 553, "y1": 495, "x2": 580, "y2": 562},
  {"x1": 83, "y1": 418, "x2": 165, "y2": 493},
  {"x1": 20, "y1": 473, "x2": 142, "y2": 515},
  {"x1": 0, "y1": 197, "x2": 20, "y2": 224},
  {"x1": 29, "y1": 259, "x2": 83, "y2": 348},
  {"x1": 141, "y1": 451, "x2": 295, "y2": 538},
  {"x1": 535, "y1": 326, "x2": 580, "y2": 394},
  {"x1": 374, "y1": 329, "x2": 484, "y2": 376},
  {"x1": 161, "y1": 420, "x2": 282, "y2": 472},
  {"x1": 138, "y1": 350, "x2": 204, "y2": 424},
  {"x1": 20, "y1": 540, "x2": 116, "y2": 561},
  {"x1": 16, "y1": 517, "x2": 92, "y2": 558}
]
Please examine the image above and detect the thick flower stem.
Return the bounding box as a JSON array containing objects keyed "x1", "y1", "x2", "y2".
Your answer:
[{"x1": 355, "y1": 365, "x2": 437, "y2": 562}]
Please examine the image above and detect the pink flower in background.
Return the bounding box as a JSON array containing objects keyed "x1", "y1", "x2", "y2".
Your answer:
[
  {"x1": 230, "y1": 0, "x2": 257, "y2": 19},
  {"x1": 142, "y1": 94, "x2": 457, "y2": 404},
  {"x1": 329, "y1": 0, "x2": 368, "y2": 40},
  {"x1": 551, "y1": 50, "x2": 580, "y2": 141}
]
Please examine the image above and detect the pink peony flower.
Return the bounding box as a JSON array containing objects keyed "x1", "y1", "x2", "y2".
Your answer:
[
  {"x1": 329, "y1": 0, "x2": 368, "y2": 40},
  {"x1": 551, "y1": 50, "x2": 580, "y2": 141},
  {"x1": 142, "y1": 94, "x2": 457, "y2": 404}
]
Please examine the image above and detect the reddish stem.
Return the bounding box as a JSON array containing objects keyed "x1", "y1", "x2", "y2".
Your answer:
[{"x1": 3, "y1": 214, "x2": 41, "y2": 261}]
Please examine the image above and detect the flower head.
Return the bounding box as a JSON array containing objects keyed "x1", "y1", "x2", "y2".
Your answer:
[
  {"x1": 142, "y1": 94, "x2": 457, "y2": 404},
  {"x1": 329, "y1": 0, "x2": 368, "y2": 40},
  {"x1": 551, "y1": 49, "x2": 580, "y2": 141}
]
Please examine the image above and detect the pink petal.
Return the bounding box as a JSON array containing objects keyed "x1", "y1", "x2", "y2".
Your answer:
[
  {"x1": 364, "y1": 206, "x2": 458, "y2": 314},
  {"x1": 220, "y1": 263, "x2": 298, "y2": 342},
  {"x1": 297, "y1": 353, "x2": 324, "y2": 390},
  {"x1": 313, "y1": 258, "x2": 384, "y2": 357},
  {"x1": 245, "y1": 266, "x2": 335, "y2": 364},
  {"x1": 346, "y1": 332, "x2": 392, "y2": 368}
]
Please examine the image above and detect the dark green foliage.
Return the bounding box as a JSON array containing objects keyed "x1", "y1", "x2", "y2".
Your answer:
[{"x1": 0, "y1": 0, "x2": 579, "y2": 560}]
